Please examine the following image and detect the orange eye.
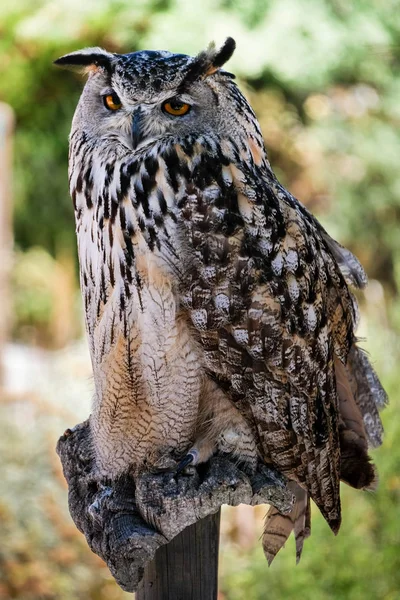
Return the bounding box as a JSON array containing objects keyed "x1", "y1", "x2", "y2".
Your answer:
[
  {"x1": 103, "y1": 92, "x2": 122, "y2": 111},
  {"x1": 162, "y1": 99, "x2": 191, "y2": 116}
]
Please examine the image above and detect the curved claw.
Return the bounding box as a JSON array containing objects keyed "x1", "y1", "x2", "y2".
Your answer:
[{"x1": 176, "y1": 450, "x2": 199, "y2": 474}]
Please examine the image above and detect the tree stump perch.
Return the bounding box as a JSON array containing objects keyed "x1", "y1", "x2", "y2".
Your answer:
[{"x1": 56, "y1": 419, "x2": 293, "y2": 594}]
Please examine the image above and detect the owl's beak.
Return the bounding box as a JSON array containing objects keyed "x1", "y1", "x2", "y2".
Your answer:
[{"x1": 131, "y1": 108, "x2": 144, "y2": 149}]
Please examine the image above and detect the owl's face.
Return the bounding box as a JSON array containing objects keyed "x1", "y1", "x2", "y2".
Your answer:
[{"x1": 57, "y1": 41, "x2": 252, "y2": 152}]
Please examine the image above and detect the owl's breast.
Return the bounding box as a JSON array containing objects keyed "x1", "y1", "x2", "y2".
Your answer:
[{"x1": 85, "y1": 218, "x2": 202, "y2": 476}]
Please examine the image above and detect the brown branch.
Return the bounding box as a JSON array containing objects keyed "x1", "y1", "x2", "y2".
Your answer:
[{"x1": 56, "y1": 419, "x2": 293, "y2": 593}]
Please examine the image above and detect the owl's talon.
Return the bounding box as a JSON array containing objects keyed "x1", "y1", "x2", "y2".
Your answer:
[
  {"x1": 182, "y1": 464, "x2": 197, "y2": 475},
  {"x1": 176, "y1": 450, "x2": 199, "y2": 474},
  {"x1": 152, "y1": 455, "x2": 178, "y2": 472}
]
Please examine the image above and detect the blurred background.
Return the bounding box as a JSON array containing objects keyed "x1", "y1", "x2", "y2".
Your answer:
[{"x1": 0, "y1": 1, "x2": 399, "y2": 598}]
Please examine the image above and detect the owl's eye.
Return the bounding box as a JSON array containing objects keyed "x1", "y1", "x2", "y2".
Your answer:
[
  {"x1": 162, "y1": 99, "x2": 191, "y2": 116},
  {"x1": 103, "y1": 92, "x2": 122, "y2": 111}
]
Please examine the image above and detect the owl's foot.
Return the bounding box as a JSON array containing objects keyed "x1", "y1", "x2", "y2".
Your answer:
[{"x1": 151, "y1": 455, "x2": 179, "y2": 473}]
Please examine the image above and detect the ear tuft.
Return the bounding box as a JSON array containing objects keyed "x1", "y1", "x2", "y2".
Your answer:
[
  {"x1": 202, "y1": 37, "x2": 236, "y2": 77},
  {"x1": 181, "y1": 37, "x2": 237, "y2": 86},
  {"x1": 54, "y1": 47, "x2": 115, "y2": 73},
  {"x1": 211, "y1": 37, "x2": 236, "y2": 69}
]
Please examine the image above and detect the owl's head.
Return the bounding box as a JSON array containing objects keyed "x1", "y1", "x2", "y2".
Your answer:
[{"x1": 55, "y1": 39, "x2": 259, "y2": 151}]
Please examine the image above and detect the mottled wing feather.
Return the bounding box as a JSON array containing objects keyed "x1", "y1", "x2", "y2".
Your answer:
[
  {"x1": 172, "y1": 138, "x2": 357, "y2": 531},
  {"x1": 347, "y1": 345, "x2": 387, "y2": 447},
  {"x1": 319, "y1": 231, "x2": 368, "y2": 289},
  {"x1": 270, "y1": 183, "x2": 368, "y2": 291}
]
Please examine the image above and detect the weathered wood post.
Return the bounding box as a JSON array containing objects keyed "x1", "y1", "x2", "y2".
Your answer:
[
  {"x1": 136, "y1": 511, "x2": 221, "y2": 600},
  {"x1": 56, "y1": 420, "x2": 292, "y2": 597},
  {"x1": 0, "y1": 103, "x2": 15, "y2": 384}
]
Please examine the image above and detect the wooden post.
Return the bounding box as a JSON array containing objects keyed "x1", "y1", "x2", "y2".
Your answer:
[
  {"x1": 136, "y1": 511, "x2": 221, "y2": 600},
  {"x1": 57, "y1": 421, "x2": 292, "y2": 594},
  {"x1": 0, "y1": 103, "x2": 15, "y2": 384}
]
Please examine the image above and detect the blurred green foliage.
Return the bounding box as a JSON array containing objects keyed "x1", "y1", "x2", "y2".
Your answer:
[
  {"x1": 1, "y1": 0, "x2": 400, "y2": 598},
  {"x1": 11, "y1": 248, "x2": 82, "y2": 347}
]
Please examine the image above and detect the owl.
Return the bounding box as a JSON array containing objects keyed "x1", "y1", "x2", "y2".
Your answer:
[{"x1": 56, "y1": 38, "x2": 387, "y2": 563}]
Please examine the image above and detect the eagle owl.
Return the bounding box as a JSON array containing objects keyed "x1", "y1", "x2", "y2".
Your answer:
[{"x1": 56, "y1": 38, "x2": 386, "y2": 562}]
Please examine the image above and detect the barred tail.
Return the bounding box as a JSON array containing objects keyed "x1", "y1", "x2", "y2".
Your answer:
[{"x1": 263, "y1": 483, "x2": 310, "y2": 565}]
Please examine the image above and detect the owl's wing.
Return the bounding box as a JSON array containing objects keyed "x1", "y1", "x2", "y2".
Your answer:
[{"x1": 171, "y1": 137, "x2": 385, "y2": 558}]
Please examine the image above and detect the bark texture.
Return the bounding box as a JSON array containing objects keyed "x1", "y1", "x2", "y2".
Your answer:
[{"x1": 56, "y1": 419, "x2": 293, "y2": 592}]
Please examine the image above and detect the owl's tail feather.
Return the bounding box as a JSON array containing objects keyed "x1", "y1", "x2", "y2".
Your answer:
[
  {"x1": 263, "y1": 483, "x2": 310, "y2": 565},
  {"x1": 335, "y1": 350, "x2": 385, "y2": 491},
  {"x1": 263, "y1": 346, "x2": 386, "y2": 566}
]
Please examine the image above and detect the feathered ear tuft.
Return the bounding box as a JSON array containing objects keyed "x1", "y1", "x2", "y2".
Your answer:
[
  {"x1": 181, "y1": 37, "x2": 236, "y2": 86},
  {"x1": 201, "y1": 37, "x2": 236, "y2": 77},
  {"x1": 211, "y1": 37, "x2": 236, "y2": 69},
  {"x1": 54, "y1": 47, "x2": 115, "y2": 73}
]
